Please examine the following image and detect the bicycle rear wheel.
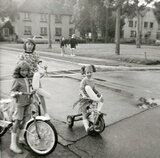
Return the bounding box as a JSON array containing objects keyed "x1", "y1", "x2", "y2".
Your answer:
[{"x1": 25, "y1": 120, "x2": 58, "y2": 156}]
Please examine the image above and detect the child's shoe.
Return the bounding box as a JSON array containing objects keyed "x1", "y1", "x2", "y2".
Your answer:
[
  {"x1": 86, "y1": 126, "x2": 94, "y2": 135},
  {"x1": 10, "y1": 133, "x2": 23, "y2": 154},
  {"x1": 10, "y1": 144, "x2": 23, "y2": 154}
]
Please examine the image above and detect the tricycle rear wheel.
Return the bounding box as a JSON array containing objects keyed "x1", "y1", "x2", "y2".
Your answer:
[{"x1": 67, "y1": 115, "x2": 74, "y2": 128}]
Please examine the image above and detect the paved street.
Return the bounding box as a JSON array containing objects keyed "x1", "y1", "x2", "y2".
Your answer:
[{"x1": 1, "y1": 47, "x2": 160, "y2": 158}]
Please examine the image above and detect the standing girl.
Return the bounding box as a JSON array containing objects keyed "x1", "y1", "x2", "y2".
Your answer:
[
  {"x1": 10, "y1": 61, "x2": 31, "y2": 153},
  {"x1": 60, "y1": 36, "x2": 67, "y2": 56},
  {"x1": 79, "y1": 65, "x2": 104, "y2": 134},
  {"x1": 18, "y1": 38, "x2": 50, "y2": 119}
]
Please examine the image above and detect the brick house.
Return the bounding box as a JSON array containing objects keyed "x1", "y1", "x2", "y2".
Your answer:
[
  {"x1": 12, "y1": 0, "x2": 79, "y2": 42},
  {"x1": 122, "y1": 8, "x2": 160, "y2": 43}
]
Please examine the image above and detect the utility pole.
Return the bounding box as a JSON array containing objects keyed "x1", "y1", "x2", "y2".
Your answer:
[
  {"x1": 115, "y1": 2, "x2": 121, "y2": 55},
  {"x1": 48, "y1": 13, "x2": 52, "y2": 49},
  {"x1": 135, "y1": 0, "x2": 141, "y2": 48}
]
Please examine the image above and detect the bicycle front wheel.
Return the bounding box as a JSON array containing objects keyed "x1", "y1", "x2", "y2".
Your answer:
[{"x1": 25, "y1": 120, "x2": 58, "y2": 156}]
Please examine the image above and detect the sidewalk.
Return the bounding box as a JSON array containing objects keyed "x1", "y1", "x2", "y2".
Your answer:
[
  {"x1": 1, "y1": 45, "x2": 160, "y2": 71},
  {"x1": 0, "y1": 43, "x2": 160, "y2": 66}
]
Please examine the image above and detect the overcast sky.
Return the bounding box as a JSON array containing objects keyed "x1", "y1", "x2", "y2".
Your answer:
[{"x1": 140, "y1": 0, "x2": 160, "y2": 7}]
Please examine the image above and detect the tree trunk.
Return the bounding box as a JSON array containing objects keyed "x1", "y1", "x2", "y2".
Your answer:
[
  {"x1": 136, "y1": 1, "x2": 141, "y2": 48},
  {"x1": 90, "y1": 21, "x2": 95, "y2": 43},
  {"x1": 104, "y1": 7, "x2": 109, "y2": 43},
  {"x1": 115, "y1": 5, "x2": 121, "y2": 55},
  {"x1": 48, "y1": 13, "x2": 52, "y2": 49}
]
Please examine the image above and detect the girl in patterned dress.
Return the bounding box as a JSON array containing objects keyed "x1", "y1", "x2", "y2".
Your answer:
[{"x1": 18, "y1": 39, "x2": 50, "y2": 119}]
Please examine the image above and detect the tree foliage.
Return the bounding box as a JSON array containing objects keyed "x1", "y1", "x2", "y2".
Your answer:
[
  {"x1": 0, "y1": 0, "x2": 18, "y2": 21},
  {"x1": 153, "y1": 1, "x2": 160, "y2": 23}
]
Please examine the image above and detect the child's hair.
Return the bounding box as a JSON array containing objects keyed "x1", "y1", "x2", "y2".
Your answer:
[
  {"x1": 23, "y1": 38, "x2": 36, "y2": 52},
  {"x1": 13, "y1": 61, "x2": 30, "y2": 78},
  {"x1": 81, "y1": 65, "x2": 96, "y2": 75}
]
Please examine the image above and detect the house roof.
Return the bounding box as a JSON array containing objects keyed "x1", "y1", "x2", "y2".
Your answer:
[
  {"x1": 139, "y1": 8, "x2": 150, "y2": 17},
  {"x1": 0, "y1": 20, "x2": 12, "y2": 29},
  {"x1": 18, "y1": 0, "x2": 72, "y2": 15}
]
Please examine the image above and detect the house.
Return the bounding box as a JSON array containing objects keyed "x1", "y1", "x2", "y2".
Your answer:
[
  {"x1": 0, "y1": 20, "x2": 14, "y2": 41},
  {"x1": 12, "y1": 0, "x2": 79, "y2": 42},
  {"x1": 122, "y1": 8, "x2": 160, "y2": 43}
]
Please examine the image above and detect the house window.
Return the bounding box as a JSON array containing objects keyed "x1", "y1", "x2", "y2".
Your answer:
[
  {"x1": 135, "y1": 21, "x2": 137, "y2": 27},
  {"x1": 129, "y1": 20, "x2": 133, "y2": 27},
  {"x1": 156, "y1": 32, "x2": 160, "y2": 39},
  {"x1": 144, "y1": 22, "x2": 148, "y2": 28},
  {"x1": 150, "y1": 22, "x2": 153, "y2": 28},
  {"x1": 3, "y1": 28, "x2": 9, "y2": 36},
  {"x1": 40, "y1": 27, "x2": 47, "y2": 35},
  {"x1": 69, "y1": 16, "x2": 73, "y2": 24},
  {"x1": 24, "y1": 26, "x2": 31, "y2": 35},
  {"x1": 55, "y1": 28, "x2": 61, "y2": 36},
  {"x1": 69, "y1": 28, "x2": 75, "y2": 36},
  {"x1": 55, "y1": 15, "x2": 61, "y2": 23},
  {"x1": 24, "y1": 13, "x2": 31, "y2": 21},
  {"x1": 130, "y1": 31, "x2": 136, "y2": 37},
  {"x1": 40, "y1": 14, "x2": 47, "y2": 22}
]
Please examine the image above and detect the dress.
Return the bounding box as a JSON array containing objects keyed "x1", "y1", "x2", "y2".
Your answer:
[
  {"x1": 60, "y1": 40, "x2": 66, "y2": 48},
  {"x1": 73, "y1": 77, "x2": 99, "y2": 109},
  {"x1": 18, "y1": 52, "x2": 39, "y2": 77},
  {"x1": 68, "y1": 38, "x2": 77, "y2": 49}
]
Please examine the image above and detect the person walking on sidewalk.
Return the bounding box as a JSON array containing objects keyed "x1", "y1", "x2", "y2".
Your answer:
[
  {"x1": 68, "y1": 34, "x2": 78, "y2": 56},
  {"x1": 60, "y1": 36, "x2": 67, "y2": 56},
  {"x1": 10, "y1": 61, "x2": 31, "y2": 154}
]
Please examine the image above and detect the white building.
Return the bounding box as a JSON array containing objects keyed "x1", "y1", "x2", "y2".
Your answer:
[{"x1": 122, "y1": 8, "x2": 160, "y2": 43}]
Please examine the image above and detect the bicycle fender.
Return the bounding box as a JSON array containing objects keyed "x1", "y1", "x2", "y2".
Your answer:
[
  {"x1": 32, "y1": 72, "x2": 40, "y2": 89},
  {"x1": 24, "y1": 116, "x2": 50, "y2": 129}
]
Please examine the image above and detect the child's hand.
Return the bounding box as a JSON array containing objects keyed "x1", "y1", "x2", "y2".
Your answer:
[
  {"x1": 31, "y1": 90, "x2": 36, "y2": 95},
  {"x1": 97, "y1": 93, "x2": 101, "y2": 97},
  {"x1": 11, "y1": 91, "x2": 22, "y2": 97}
]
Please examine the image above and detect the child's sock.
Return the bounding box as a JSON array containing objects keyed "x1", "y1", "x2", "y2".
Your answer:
[
  {"x1": 97, "y1": 102, "x2": 103, "y2": 112},
  {"x1": 83, "y1": 119, "x2": 89, "y2": 131}
]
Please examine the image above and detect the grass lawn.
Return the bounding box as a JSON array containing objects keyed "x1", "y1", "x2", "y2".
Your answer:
[{"x1": 1, "y1": 42, "x2": 160, "y2": 64}]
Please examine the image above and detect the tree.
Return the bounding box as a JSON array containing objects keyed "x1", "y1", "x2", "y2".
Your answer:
[
  {"x1": 73, "y1": 0, "x2": 106, "y2": 42},
  {"x1": 153, "y1": 1, "x2": 160, "y2": 23},
  {"x1": 43, "y1": 0, "x2": 65, "y2": 49},
  {"x1": 0, "y1": 0, "x2": 18, "y2": 21},
  {"x1": 104, "y1": 0, "x2": 125, "y2": 55}
]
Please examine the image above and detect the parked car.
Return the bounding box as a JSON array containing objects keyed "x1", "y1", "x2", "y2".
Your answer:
[
  {"x1": 155, "y1": 39, "x2": 160, "y2": 45},
  {"x1": 17, "y1": 35, "x2": 49, "y2": 44}
]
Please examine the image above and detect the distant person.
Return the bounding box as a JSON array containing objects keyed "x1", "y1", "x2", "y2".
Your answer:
[
  {"x1": 60, "y1": 36, "x2": 67, "y2": 56},
  {"x1": 15, "y1": 33, "x2": 19, "y2": 42},
  {"x1": 68, "y1": 34, "x2": 78, "y2": 56}
]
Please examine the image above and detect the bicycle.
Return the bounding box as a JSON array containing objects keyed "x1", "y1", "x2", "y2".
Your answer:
[
  {"x1": 67, "y1": 98, "x2": 106, "y2": 134},
  {"x1": 0, "y1": 73, "x2": 58, "y2": 156}
]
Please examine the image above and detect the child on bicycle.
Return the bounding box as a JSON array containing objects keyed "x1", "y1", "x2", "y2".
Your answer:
[
  {"x1": 18, "y1": 38, "x2": 50, "y2": 119},
  {"x1": 79, "y1": 65, "x2": 104, "y2": 134},
  {"x1": 10, "y1": 61, "x2": 31, "y2": 154}
]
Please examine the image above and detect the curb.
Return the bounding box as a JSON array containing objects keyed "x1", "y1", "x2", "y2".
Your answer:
[{"x1": 1, "y1": 46, "x2": 160, "y2": 71}]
